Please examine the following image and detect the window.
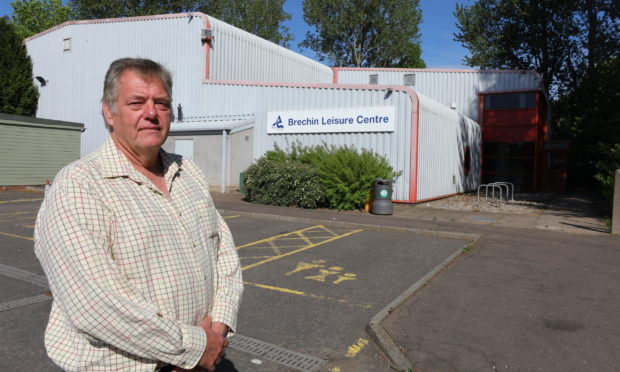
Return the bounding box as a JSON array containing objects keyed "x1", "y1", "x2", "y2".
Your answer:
[
  {"x1": 484, "y1": 92, "x2": 536, "y2": 110},
  {"x1": 369, "y1": 74, "x2": 378, "y2": 85}
]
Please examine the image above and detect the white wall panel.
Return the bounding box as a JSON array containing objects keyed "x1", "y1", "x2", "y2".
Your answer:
[
  {"x1": 416, "y1": 92, "x2": 481, "y2": 201},
  {"x1": 336, "y1": 69, "x2": 540, "y2": 121},
  {"x1": 209, "y1": 17, "x2": 332, "y2": 83},
  {"x1": 199, "y1": 83, "x2": 413, "y2": 201}
]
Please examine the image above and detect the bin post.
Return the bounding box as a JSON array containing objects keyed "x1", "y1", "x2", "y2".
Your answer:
[
  {"x1": 371, "y1": 178, "x2": 393, "y2": 215},
  {"x1": 239, "y1": 171, "x2": 247, "y2": 195},
  {"x1": 612, "y1": 169, "x2": 620, "y2": 234}
]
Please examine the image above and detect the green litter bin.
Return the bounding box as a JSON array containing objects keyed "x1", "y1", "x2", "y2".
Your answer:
[{"x1": 371, "y1": 178, "x2": 393, "y2": 215}]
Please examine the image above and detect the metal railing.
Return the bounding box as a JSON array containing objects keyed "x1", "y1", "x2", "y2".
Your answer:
[{"x1": 477, "y1": 182, "x2": 515, "y2": 205}]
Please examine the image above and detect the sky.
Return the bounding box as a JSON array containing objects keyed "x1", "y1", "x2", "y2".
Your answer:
[{"x1": 0, "y1": 0, "x2": 471, "y2": 68}]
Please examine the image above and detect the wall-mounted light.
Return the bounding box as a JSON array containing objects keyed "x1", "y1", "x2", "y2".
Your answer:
[{"x1": 35, "y1": 76, "x2": 48, "y2": 86}]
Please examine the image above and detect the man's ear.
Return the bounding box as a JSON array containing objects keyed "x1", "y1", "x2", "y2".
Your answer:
[{"x1": 102, "y1": 102, "x2": 114, "y2": 129}]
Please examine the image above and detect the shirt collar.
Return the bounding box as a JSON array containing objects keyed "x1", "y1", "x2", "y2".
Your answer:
[{"x1": 98, "y1": 136, "x2": 182, "y2": 182}]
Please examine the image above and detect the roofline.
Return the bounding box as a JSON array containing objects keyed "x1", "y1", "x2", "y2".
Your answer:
[
  {"x1": 23, "y1": 12, "x2": 208, "y2": 43},
  {"x1": 331, "y1": 66, "x2": 540, "y2": 74},
  {"x1": 0, "y1": 113, "x2": 84, "y2": 129}
]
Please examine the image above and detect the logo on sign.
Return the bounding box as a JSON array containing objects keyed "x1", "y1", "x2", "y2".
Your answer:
[
  {"x1": 272, "y1": 115, "x2": 283, "y2": 129},
  {"x1": 379, "y1": 189, "x2": 389, "y2": 198}
]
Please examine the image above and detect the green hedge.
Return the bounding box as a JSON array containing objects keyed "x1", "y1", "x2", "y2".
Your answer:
[
  {"x1": 244, "y1": 143, "x2": 400, "y2": 210},
  {"x1": 244, "y1": 158, "x2": 324, "y2": 208}
]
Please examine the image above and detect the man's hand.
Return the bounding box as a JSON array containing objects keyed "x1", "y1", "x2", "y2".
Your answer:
[
  {"x1": 170, "y1": 316, "x2": 229, "y2": 372},
  {"x1": 196, "y1": 316, "x2": 228, "y2": 371}
]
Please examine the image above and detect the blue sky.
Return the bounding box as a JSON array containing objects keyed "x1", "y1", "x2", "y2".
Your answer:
[{"x1": 0, "y1": 0, "x2": 471, "y2": 68}]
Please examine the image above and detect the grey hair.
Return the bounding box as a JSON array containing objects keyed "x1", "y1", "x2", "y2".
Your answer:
[{"x1": 101, "y1": 58, "x2": 173, "y2": 129}]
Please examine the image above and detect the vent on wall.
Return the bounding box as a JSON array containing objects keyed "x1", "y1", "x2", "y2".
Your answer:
[
  {"x1": 369, "y1": 74, "x2": 378, "y2": 85},
  {"x1": 63, "y1": 38, "x2": 71, "y2": 51},
  {"x1": 404, "y1": 73, "x2": 415, "y2": 86}
]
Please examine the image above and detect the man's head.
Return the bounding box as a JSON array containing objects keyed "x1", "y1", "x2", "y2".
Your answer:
[{"x1": 101, "y1": 58, "x2": 173, "y2": 158}]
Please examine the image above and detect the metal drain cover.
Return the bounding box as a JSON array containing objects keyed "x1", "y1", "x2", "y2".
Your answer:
[
  {"x1": 0, "y1": 263, "x2": 49, "y2": 289},
  {"x1": 229, "y1": 334, "x2": 327, "y2": 372},
  {"x1": 0, "y1": 294, "x2": 52, "y2": 312}
]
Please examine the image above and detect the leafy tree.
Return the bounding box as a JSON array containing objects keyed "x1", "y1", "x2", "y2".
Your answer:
[
  {"x1": 301, "y1": 0, "x2": 425, "y2": 67},
  {"x1": 70, "y1": 0, "x2": 292, "y2": 46},
  {"x1": 10, "y1": 0, "x2": 71, "y2": 40},
  {"x1": 454, "y1": 0, "x2": 620, "y2": 194},
  {"x1": 454, "y1": 0, "x2": 578, "y2": 96},
  {"x1": 205, "y1": 0, "x2": 291, "y2": 46},
  {"x1": 0, "y1": 17, "x2": 39, "y2": 116}
]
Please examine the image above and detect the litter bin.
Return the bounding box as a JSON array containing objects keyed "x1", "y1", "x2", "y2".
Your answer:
[{"x1": 371, "y1": 178, "x2": 393, "y2": 215}]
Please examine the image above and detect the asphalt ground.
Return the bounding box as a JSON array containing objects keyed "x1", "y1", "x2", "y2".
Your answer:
[{"x1": 0, "y1": 191, "x2": 471, "y2": 372}]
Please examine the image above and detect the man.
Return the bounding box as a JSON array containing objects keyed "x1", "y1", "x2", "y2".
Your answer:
[{"x1": 34, "y1": 58, "x2": 243, "y2": 371}]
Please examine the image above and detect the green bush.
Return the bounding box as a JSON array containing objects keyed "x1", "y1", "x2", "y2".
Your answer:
[
  {"x1": 244, "y1": 158, "x2": 324, "y2": 208},
  {"x1": 249, "y1": 143, "x2": 400, "y2": 210},
  {"x1": 594, "y1": 142, "x2": 620, "y2": 201},
  {"x1": 298, "y1": 145, "x2": 400, "y2": 210}
]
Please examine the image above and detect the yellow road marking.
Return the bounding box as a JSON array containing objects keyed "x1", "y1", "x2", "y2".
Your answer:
[
  {"x1": 0, "y1": 217, "x2": 37, "y2": 223},
  {"x1": 243, "y1": 281, "x2": 372, "y2": 309},
  {"x1": 222, "y1": 215, "x2": 240, "y2": 219},
  {"x1": 0, "y1": 211, "x2": 37, "y2": 217},
  {"x1": 0, "y1": 231, "x2": 34, "y2": 241},
  {"x1": 329, "y1": 368, "x2": 341, "y2": 372},
  {"x1": 345, "y1": 338, "x2": 369, "y2": 358},
  {"x1": 0, "y1": 198, "x2": 43, "y2": 204},
  {"x1": 236, "y1": 225, "x2": 320, "y2": 249},
  {"x1": 21, "y1": 224, "x2": 35, "y2": 229},
  {"x1": 241, "y1": 227, "x2": 362, "y2": 271}
]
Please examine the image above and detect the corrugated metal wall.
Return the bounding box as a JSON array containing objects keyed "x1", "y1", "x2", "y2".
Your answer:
[
  {"x1": 208, "y1": 18, "x2": 332, "y2": 83},
  {"x1": 200, "y1": 83, "x2": 413, "y2": 201},
  {"x1": 26, "y1": 15, "x2": 207, "y2": 157},
  {"x1": 0, "y1": 115, "x2": 83, "y2": 185},
  {"x1": 336, "y1": 69, "x2": 540, "y2": 121},
  {"x1": 25, "y1": 13, "x2": 333, "y2": 157},
  {"x1": 415, "y1": 93, "x2": 481, "y2": 201}
]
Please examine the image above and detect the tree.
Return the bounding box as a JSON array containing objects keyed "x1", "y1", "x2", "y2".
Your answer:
[
  {"x1": 454, "y1": 0, "x2": 579, "y2": 97},
  {"x1": 0, "y1": 17, "x2": 39, "y2": 116},
  {"x1": 454, "y1": 0, "x2": 620, "y2": 192},
  {"x1": 205, "y1": 0, "x2": 292, "y2": 47},
  {"x1": 70, "y1": 0, "x2": 292, "y2": 46},
  {"x1": 10, "y1": 0, "x2": 71, "y2": 40},
  {"x1": 301, "y1": 0, "x2": 425, "y2": 67}
]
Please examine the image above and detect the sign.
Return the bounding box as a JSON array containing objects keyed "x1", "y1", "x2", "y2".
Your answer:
[{"x1": 267, "y1": 106, "x2": 395, "y2": 134}]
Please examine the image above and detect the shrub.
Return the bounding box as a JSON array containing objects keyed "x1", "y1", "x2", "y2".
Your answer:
[
  {"x1": 298, "y1": 145, "x2": 400, "y2": 210},
  {"x1": 244, "y1": 158, "x2": 324, "y2": 208},
  {"x1": 594, "y1": 142, "x2": 620, "y2": 202}
]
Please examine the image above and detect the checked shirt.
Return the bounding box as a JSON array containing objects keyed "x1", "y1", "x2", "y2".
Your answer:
[{"x1": 34, "y1": 137, "x2": 243, "y2": 371}]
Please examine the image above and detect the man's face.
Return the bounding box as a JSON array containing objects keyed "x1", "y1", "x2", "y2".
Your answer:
[{"x1": 103, "y1": 70, "x2": 171, "y2": 156}]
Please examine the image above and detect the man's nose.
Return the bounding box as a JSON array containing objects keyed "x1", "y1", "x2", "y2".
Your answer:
[{"x1": 143, "y1": 100, "x2": 157, "y2": 120}]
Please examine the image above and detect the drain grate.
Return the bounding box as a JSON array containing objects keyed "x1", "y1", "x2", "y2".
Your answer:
[
  {"x1": 229, "y1": 334, "x2": 326, "y2": 372},
  {"x1": 0, "y1": 263, "x2": 49, "y2": 289},
  {"x1": 0, "y1": 294, "x2": 52, "y2": 312}
]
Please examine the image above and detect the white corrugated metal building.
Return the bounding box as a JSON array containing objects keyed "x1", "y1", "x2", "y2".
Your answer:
[
  {"x1": 333, "y1": 67, "x2": 543, "y2": 122},
  {"x1": 24, "y1": 12, "x2": 491, "y2": 203}
]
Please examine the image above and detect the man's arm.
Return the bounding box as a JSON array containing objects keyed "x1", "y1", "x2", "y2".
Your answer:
[
  {"x1": 35, "y1": 175, "x2": 207, "y2": 369},
  {"x1": 208, "y1": 211, "x2": 244, "y2": 332}
]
